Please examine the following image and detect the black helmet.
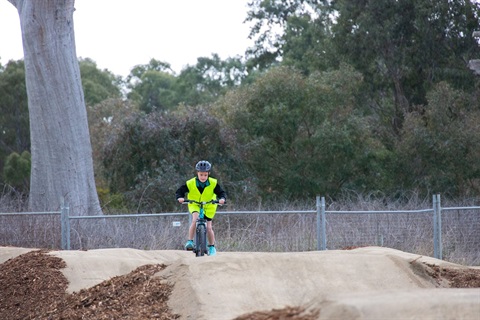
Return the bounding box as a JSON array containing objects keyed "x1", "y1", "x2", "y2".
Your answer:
[{"x1": 195, "y1": 160, "x2": 212, "y2": 172}]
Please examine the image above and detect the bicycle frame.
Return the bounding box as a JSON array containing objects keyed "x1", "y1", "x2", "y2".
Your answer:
[{"x1": 184, "y1": 199, "x2": 219, "y2": 257}]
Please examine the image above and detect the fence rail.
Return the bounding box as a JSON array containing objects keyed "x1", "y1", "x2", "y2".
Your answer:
[{"x1": 1, "y1": 194, "x2": 479, "y2": 263}]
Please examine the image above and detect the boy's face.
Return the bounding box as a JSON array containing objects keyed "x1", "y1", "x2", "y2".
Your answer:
[{"x1": 197, "y1": 171, "x2": 209, "y2": 182}]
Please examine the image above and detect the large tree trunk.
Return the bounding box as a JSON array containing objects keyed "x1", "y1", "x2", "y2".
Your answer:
[{"x1": 8, "y1": 0, "x2": 101, "y2": 215}]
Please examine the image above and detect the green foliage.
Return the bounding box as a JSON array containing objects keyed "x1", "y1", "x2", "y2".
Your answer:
[
  {"x1": 281, "y1": 5, "x2": 339, "y2": 74},
  {"x1": 176, "y1": 54, "x2": 249, "y2": 105},
  {"x1": 3, "y1": 0, "x2": 473, "y2": 205},
  {"x1": 128, "y1": 70, "x2": 178, "y2": 113},
  {"x1": 245, "y1": 0, "x2": 326, "y2": 70},
  {"x1": 125, "y1": 56, "x2": 250, "y2": 113},
  {"x1": 3, "y1": 151, "x2": 31, "y2": 191},
  {"x1": 126, "y1": 59, "x2": 179, "y2": 113},
  {"x1": 0, "y1": 57, "x2": 124, "y2": 188},
  {"x1": 247, "y1": 0, "x2": 480, "y2": 138},
  {"x1": 331, "y1": 0, "x2": 480, "y2": 131},
  {"x1": 79, "y1": 58, "x2": 122, "y2": 106},
  {"x1": 241, "y1": 0, "x2": 480, "y2": 198},
  {"x1": 87, "y1": 98, "x2": 138, "y2": 190},
  {"x1": 215, "y1": 65, "x2": 390, "y2": 199},
  {"x1": 0, "y1": 60, "x2": 30, "y2": 179},
  {"x1": 102, "y1": 106, "x2": 242, "y2": 212},
  {"x1": 97, "y1": 186, "x2": 129, "y2": 213},
  {"x1": 77, "y1": 59, "x2": 131, "y2": 196},
  {"x1": 396, "y1": 82, "x2": 480, "y2": 197}
]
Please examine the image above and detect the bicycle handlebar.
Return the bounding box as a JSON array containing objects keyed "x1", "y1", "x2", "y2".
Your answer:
[{"x1": 182, "y1": 199, "x2": 222, "y2": 205}]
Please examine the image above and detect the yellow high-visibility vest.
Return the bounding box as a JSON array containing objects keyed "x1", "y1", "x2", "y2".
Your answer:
[{"x1": 186, "y1": 177, "x2": 218, "y2": 218}]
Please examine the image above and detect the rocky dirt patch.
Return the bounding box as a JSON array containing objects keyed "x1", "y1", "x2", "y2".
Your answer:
[
  {"x1": 425, "y1": 263, "x2": 480, "y2": 288},
  {"x1": 1, "y1": 250, "x2": 479, "y2": 320}
]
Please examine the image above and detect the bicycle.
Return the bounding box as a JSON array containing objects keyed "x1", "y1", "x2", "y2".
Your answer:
[{"x1": 182, "y1": 199, "x2": 221, "y2": 257}]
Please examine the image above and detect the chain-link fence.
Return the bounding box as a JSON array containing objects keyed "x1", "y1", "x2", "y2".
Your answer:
[{"x1": 1, "y1": 195, "x2": 479, "y2": 265}]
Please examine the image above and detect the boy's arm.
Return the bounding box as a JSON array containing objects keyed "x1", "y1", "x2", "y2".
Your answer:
[
  {"x1": 214, "y1": 183, "x2": 227, "y2": 201},
  {"x1": 175, "y1": 184, "x2": 189, "y2": 199}
]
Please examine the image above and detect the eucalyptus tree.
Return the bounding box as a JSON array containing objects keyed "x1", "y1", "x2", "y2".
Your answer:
[
  {"x1": 79, "y1": 58, "x2": 122, "y2": 106},
  {"x1": 0, "y1": 57, "x2": 122, "y2": 191},
  {"x1": 246, "y1": 0, "x2": 480, "y2": 134},
  {"x1": 126, "y1": 55, "x2": 250, "y2": 112},
  {"x1": 126, "y1": 59, "x2": 178, "y2": 113},
  {"x1": 176, "y1": 54, "x2": 248, "y2": 106},
  {"x1": 280, "y1": 10, "x2": 338, "y2": 74},
  {"x1": 7, "y1": 0, "x2": 101, "y2": 214},
  {"x1": 331, "y1": 0, "x2": 480, "y2": 134},
  {"x1": 245, "y1": 0, "x2": 327, "y2": 71}
]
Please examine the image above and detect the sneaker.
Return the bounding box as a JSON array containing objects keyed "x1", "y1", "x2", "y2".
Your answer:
[
  {"x1": 185, "y1": 240, "x2": 194, "y2": 250},
  {"x1": 208, "y1": 245, "x2": 216, "y2": 256}
]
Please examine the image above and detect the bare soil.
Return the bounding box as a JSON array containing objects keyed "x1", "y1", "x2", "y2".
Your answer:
[{"x1": 0, "y1": 250, "x2": 479, "y2": 320}]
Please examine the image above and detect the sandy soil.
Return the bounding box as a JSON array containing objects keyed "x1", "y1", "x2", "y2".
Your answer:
[{"x1": 0, "y1": 246, "x2": 479, "y2": 319}]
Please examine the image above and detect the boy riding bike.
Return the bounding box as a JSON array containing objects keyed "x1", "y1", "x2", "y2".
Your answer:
[{"x1": 176, "y1": 160, "x2": 226, "y2": 256}]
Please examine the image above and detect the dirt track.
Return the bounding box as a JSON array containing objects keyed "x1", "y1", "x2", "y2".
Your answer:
[{"x1": 1, "y1": 246, "x2": 479, "y2": 319}]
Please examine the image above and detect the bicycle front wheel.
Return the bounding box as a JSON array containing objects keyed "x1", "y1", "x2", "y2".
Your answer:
[{"x1": 195, "y1": 223, "x2": 207, "y2": 257}]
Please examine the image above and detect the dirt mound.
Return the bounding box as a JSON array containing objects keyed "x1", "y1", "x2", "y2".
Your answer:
[
  {"x1": 0, "y1": 250, "x2": 177, "y2": 319},
  {"x1": 0, "y1": 250, "x2": 68, "y2": 319},
  {"x1": 0, "y1": 248, "x2": 479, "y2": 320}
]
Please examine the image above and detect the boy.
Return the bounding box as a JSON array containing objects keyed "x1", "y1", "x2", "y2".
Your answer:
[{"x1": 176, "y1": 160, "x2": 226, "y2": 256}]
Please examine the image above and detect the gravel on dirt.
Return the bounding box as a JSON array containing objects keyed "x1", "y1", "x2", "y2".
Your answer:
[{"x1": 1, "y1": 250, "x2": 479, "y2": 320}]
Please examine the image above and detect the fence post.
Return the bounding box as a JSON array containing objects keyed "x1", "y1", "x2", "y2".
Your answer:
[
  {"x1": 316, "y1": 196, "x2": 327, "y2": 250},
  {"x1": 437, "y1": 194, "x2": 442, "y2": 260},
  {"x1": 433, "y1": 194, "x2": 439, "y2": 259},
  {"x1": 321, "y1": 196, "x2": 327, "y2": 250},
  {"x1": 316, "y1": 196, "x2": 320, "y2": 250},
  {"x1": 60, "y1": 200, "x2": 70, "y2": 250}
]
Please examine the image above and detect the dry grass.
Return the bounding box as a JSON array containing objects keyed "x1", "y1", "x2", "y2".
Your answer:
[{"x1": 1, "y1": 193, "x2": 479, "y2": 266}]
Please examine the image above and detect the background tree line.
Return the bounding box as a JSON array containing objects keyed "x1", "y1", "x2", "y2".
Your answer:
[{"x1": 1, "y1": 0, "x2": 479, "y2": 212}]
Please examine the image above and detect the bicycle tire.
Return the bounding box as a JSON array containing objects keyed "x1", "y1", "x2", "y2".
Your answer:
[{"x1": 195, "y1": 223, "x2": 207, "y2": 257}]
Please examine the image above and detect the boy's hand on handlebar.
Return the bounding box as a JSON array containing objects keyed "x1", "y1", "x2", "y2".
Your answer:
[
  {"x1": 177, "y1": 198, "x2": 185, "y2": 204},
  {"x1": 218, "y1": 198, "x2": 226, "y2": 205}
]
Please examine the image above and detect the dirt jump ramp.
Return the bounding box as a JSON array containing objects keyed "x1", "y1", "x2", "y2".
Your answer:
[{"x1": 2, "y1": 246, "x2": 479, "y2": 319}]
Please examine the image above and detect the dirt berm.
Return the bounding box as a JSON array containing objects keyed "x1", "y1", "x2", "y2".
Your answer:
[{"x1": 1, "y1": 246, "x2": 479, "y2": 319}]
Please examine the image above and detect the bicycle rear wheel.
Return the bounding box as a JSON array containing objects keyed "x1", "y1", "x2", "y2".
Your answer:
[{"x1": 195, "y1": 223, "x2": 207, "y2": 257}]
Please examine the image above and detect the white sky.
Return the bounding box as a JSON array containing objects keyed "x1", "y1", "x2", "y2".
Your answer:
[{"x1": 0, "y1": 0, "x2": 255, "y2": 77}]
